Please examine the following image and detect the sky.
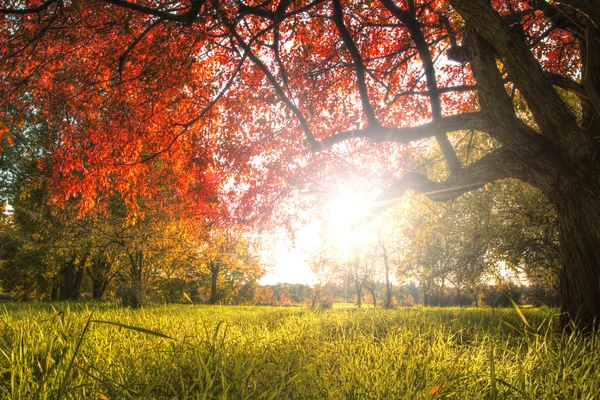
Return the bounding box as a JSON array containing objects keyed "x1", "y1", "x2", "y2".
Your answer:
[
  {"x1": 258, "y1": 219, "x2": 321, "y2": 286},
  {"x1": 259, "y1": 196, "x2": 373, "y2": 286}
]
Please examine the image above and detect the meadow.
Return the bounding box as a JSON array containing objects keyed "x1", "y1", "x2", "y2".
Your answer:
[{"x1": 0, "y1": 303, "x2": 598, "y2": 399}]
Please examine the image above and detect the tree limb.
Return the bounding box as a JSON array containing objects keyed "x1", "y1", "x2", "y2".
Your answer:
[
  {"x1": 317, "y1": 112, "x2": 485, "y2": 150},
  {"x1": 451, "y1": 0, "x2": 586, "y2": 160},
  {"x1": 100, "y1": 0, "x2": 203, "y2": 23},
  {"x1": 371, "y1": 147, "x2": 526, "y2": 215},
  {"x1": 0, "y1": 0, "x2": 58, "y2": 14},
  {"x1": 380, "y1": 0, "x2": 462, "y2": 174},
  {"x1": 332, "y1": 0, "x2": 379, "y2": 128}
]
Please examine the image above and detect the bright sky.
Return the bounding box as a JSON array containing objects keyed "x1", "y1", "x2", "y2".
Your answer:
[{"x1": 259, "y1": 195, "x2": 374, "y2": 286}]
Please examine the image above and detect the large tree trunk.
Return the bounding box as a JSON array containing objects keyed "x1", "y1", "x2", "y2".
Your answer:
[
  {"x1": 448, "y1": 0, "x2": 600, "y2": 334},
  {"x1": 59, "y1": 261, "x2": 75, "y2": 300},
  {"x1": 92, "y1": 279, "x2": 107, "y2": 300},
  {"x1": 551, "y1": 184, "x2": 600, "y2": 332}
]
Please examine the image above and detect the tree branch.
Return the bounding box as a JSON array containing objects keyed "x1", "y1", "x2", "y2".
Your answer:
[
  {"x1": 100, "y1": 0, "x2": 203, "y2": 23},
  {"x1": 451, "y1": 0, "x2": 588, "y2": 161},
  {"x1": 117, "y1": 18, "x2": 162, "y2": 79},
  {"x1": 0, "y1": 0, "x2": 58, "y2": 14},
  {"x1": 544, "y1": 72, "x2": 587, "y2": 99},
  {"x1": 371, "y1": 147, "x2": 526, "y2": 215},
  {"x1": 332, "y1": 0, "x2": 379, "y2": 128},
  {"x1": 380, "y1": 0, "x2": 462, "y2": 174},
  {"x1": 317, "y1": 112, "x2": 484, "y2": 150},
  {"x1": 223, "y1": 18, "x2": 318, "y2": 149}
]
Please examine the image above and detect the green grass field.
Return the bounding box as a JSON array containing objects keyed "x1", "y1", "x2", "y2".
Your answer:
[{"x1": 0, "y1": 303, "x2": 598, "y2": 399}]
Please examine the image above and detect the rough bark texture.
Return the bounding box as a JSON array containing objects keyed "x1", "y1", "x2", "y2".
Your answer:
[{"x1": 549, "y1": 182, "x2": 600, "y2": 330}]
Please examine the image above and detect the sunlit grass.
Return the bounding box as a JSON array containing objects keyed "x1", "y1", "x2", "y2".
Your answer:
[{"x1": 0, "y1": 303, "x2": 598, "y2": 399}]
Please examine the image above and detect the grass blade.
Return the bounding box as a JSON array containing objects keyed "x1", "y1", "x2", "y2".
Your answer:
[{"x1": 90, "y1": 320, "x2": 174, "y2": 340}]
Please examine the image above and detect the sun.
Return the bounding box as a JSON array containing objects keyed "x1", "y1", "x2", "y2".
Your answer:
[{"x1": 325, "y1": 196, "x2": 371, "y2": 248}]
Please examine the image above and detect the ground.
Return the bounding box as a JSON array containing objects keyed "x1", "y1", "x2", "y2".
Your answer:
[{"x1": 0, "y1": 303, "x2": 598, "y2": 399}]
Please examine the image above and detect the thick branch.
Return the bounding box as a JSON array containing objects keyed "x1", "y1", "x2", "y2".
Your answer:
[
  {"x1": 100, "y1": 0, "x2": 203, "y2": 22},
  {"x1": 530, "y1": 0, "x2": 590, "y2": 37},
  {"x1": 464, "y1": 25, "x2": 514, "y2": 119},
  {"x1": 544, "y1": 72, "x2": 587, "y2": 99},
  {"x1": 372, "y1": 148, "x2": 526, "y2": 215},
  {"x1": 462, "y1": 25, "x2": 564, "y2": 173},
  {"x1": 0, "y1": 0, "x2": 57, "y2": 14},
  {"x1": 318, "y1": 112, "x2": 484, "y2": 150},
  {"x1": 332, "y1": 0, "x2": 379, "y2": 127},
  {"x1": 380, "y1": 0, "x2": 461, "y2": 174},
  {"x1": 451, "y1": 0, "x2": 588, "y2": 161}
]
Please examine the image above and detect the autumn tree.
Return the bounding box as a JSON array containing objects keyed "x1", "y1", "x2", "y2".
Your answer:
[
  {"x1": 1, "y1": 0, "x2": 599, "y2": 330},
  {"x1": 195, "y1": 226, "x2": 264, "y2": 304}
]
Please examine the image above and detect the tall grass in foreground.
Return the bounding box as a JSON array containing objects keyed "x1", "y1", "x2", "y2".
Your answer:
[{"x1": 0, "y1": 303, "x2": 598, "y2": 399}]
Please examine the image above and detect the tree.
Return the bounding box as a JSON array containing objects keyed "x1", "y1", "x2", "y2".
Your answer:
[
  {"x1": 339, "y1": 245, "x2": 372, "y2": 308},
  {"x1": 363, "y1": 246, "x2": 382, "y2": 307},
  {"x1": 373, "y1": 211, "x2": 404, "y2": 308},
  {"x1": 1, "y1": 0, "x2": 599, "y2": 330},
  {"x1": 196, "y1": 226, "x2": 264, "y2": 304},
  {"x1": 307, "y1": 227, "x2": 340, "y2": 308}
]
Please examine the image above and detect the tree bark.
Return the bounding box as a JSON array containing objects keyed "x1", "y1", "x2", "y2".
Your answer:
[
  {"x1": 550, "y1": 182, "x2": 600, "y2": 332},
  {"x1": 423, "y1": 280, "x2": 430, "y2": 307},
  {"x1": 209, "y1": 262, "x2": 220, "y2": 304},
  {"x1": 87, "y1": 252, "x2": 114, "y2": 300},
  {"x1": 438, "y1": 277, "x2": 445, "y2": 307}
]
